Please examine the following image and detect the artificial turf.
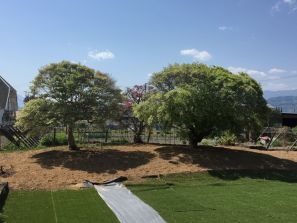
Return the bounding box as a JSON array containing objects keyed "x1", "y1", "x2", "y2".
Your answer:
[
  {"x1": 128, "y1": 170, "x2": 297, "y2": 223},
  {"x1": 2, "y1": 170, "x2": 297, "y2": 223},
  {"x1": 0, "y1": 189, "x2": 119, "y2": 223}
]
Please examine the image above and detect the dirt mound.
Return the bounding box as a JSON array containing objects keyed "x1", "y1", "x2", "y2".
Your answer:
[{"x1": 1, "y1": 145, "x2": 297, "y2": 190}]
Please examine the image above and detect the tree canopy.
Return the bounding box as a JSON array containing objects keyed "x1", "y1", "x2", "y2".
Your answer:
[
  {"x1": 122, "y1": 85, "x2": 150, "y2": 143},
  {"x1": 134, "y1": 63, "x2": 268, "y2": 148},
  {"x1": 18, "y1": 61, "x2": 122, "y2": 150},
  {"x1": 16, "y1": 98, "x2": 56, "y2": 137}
]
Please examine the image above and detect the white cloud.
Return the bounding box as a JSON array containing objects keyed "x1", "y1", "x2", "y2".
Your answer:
[
  {"x1": 283, "y1": 0, "x2": 295, "y2": 5},
  {"x1": 180, "y1": 48, "x2": 212, "y2": 61},
  {"x1": 88, "y1": 50, "x2": 115, "y2": 60},
  {"x1": 81, "y1": 59, "x2": 87, "y2": 64},
  {"x1": 228, "y1": 66, "x2": 297, "y2": 90},
  {"x1": 262, "y1": 82, "x2": 290, "y2": 91},
  {"x1": 272, "y1": 0, "x2": 297, "y2": 13},
  {"x1": 228, "y1": 66, "x2": 267, "y2": 77},
  {"x1": 218, "y1": 26, "x2": 233, "y2": 31},
  {"x1": 268, "y1": 68, "x2": 286, "y2": 74},
  {"x1": 272, "y1": 2, "x2": 281, "y2": 11},
  {"x1": 247, "y1": 69, "x2": 267, "y2": 77},
  {"x1": 227, "y1": 66, "x2": 247, "y2": 74}
]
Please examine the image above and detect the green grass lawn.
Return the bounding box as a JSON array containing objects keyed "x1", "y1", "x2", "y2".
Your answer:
[
  {"x1": 128, "y1": 170, "x2": 297, "y2": 223},
  {"x1": 2, "y1": 170, "x2": 297, "y2": 223},
  {"x1": 0, "y1": 189, "x2": 119, "y2": 223}
]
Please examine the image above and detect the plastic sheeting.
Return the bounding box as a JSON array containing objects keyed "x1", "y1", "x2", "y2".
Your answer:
[{"x1": 95, "y1": 183, "x2": 166, "y2": 223}]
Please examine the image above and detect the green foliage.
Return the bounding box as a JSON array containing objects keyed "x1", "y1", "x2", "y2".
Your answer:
[
  {"x1": 110, "y1": 138, "x2": 130, "y2": 144},
  {"x1": 200, "y1": 138, "x2": 217, "y2": 146},
  {"x1": 269, "y1": 127, "x2": 297, "y2": 148},
  {"x1": 0, "y1": 142, "x2": 23, "y2": 151},
  {"x1": 39, "y1": 132, "x2": 68, "y2": 146},
  {"x1": 267, "y1": 108, "x2": 282, "y2": 127},
  {"x1": 271, "y1": 139, "x2": 282, "y2": 147},
  {"x1": 16, "y1": 98, "x2": 56, "y2": 137},
  {"x1": 30, "y1": 61, "x2": 122, "y2": 125},
  {"x1": 18, "y1": 61, "x2": 122, "y2": 149},
  {"x1": 292, "y1": 126, "x2": 297, "y2": 135},
  {"x1": 135, "y1": 63, "x2": 268, "y2": 147},
  {"x1": 217, "y1": 131, "x2": 238, "y2": 146}
]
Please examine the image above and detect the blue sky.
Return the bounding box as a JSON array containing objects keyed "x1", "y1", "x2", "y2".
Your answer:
[{"x1": 0, "y1": 0, "x2": 297, "y2": 96}]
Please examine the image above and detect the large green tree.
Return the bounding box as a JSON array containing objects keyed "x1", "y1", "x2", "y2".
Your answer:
[
  {"x1": 19, "y1": 61, "x2": 122, "y2": 150},
  {"x1": 134, "y1": 63, "x2": 268, "y2": 148}
]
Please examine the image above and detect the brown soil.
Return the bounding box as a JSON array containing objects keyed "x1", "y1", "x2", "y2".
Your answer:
[{"x1": 1, "y1": 144, "x2": 297, "y2": 190}]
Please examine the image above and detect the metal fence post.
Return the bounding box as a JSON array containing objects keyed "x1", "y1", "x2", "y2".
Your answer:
[{"x1": 105, "y1": 129, "x2": 109, "y2": 143}]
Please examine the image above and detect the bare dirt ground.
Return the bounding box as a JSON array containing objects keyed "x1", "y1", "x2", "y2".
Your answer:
[{"x1": 1, "y1": 144, "x2": 297, "y2": 190}]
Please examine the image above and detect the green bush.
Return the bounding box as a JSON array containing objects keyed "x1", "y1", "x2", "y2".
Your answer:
[
  {"x1": 40, "y1": 132, "x2": 68, "y2": 146},
  {"x1": 0, "y1": 143, "x2": 23, "y2": 151},
  {"x1": 200, "y1": 138, "x2": 217, "y2": 146},
  {"x1": 110, "y1": 139, "x2": 130, "y2": 144},
  {"x1": 271, "y1": 138, "x2": 282, "y2": 147},
  {"x1": 217, "y1": 131, "x2": 238, "y2": 146}
]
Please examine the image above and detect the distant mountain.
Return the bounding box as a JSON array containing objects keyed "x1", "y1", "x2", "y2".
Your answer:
[
  {"x1": 264, "y1": 89, "x2": 297, "y2": 99},
  {"x1": 17, "y1": 95, "x2": 24, "y2": 109},
  {"x1": 267, "y1": 96, "x2": 297, "y2": 113}
]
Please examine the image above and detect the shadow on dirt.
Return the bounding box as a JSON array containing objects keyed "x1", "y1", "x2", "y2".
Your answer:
[
  {"x1": 32, "y1": 149, "x2": 155, "y2": 174},
  {"x1": 155, "y1": 145, "x2": 297, "y2": 182}
]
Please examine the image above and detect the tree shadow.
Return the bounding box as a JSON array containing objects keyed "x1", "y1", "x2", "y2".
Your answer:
[
  {"x1": 155, "y1": 145, "x2": 297, "y2": 182},
  {"x1": 32, "y1": 149, "x2": 155, "y2": 174},
  {"x1": 208, "y1": 169, "x2": 297, "y2": 182}
]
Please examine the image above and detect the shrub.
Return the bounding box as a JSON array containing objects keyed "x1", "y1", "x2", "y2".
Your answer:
[
  {"x1": 110, "y1": 139, "x2": 130, "y2": 144},
  {"x1": 271, "y1": 139, "x2": 282, "y2": 147},
  {"x1": 217, "y1": 131, "x2": 238, "y2": 146},
  {"x1": 200, "y1": 138, "x2": 217, "y2": 146},
  {"x1": 1, "y1": 143, "x2": 23, "y2": 151},
  {"x1": 292, "y1": 126, "x2": 297, "y2": 135},
  {"x1": 40, "y1": 132, "x2": 68, "y2": 146}
]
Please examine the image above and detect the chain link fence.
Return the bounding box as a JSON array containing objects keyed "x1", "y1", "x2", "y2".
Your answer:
[{"x1": 46, "y1": 128, "x2": 188, "y2": 146}]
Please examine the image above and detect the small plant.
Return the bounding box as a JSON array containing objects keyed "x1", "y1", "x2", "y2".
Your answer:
[
  {"x1": 292, "y1": 126, "x2": 297, "y2": 135},
  {"x1": 200, "y1": 138, "x2": 217, "y2": 146},
  {"x1": 0, "y1": 142, "x2": 23, "y2": 151},
  {"x1": 40, "y1": 132, "x2": 68, "y2": 146},
  {"x1": 271, "y1": 138, "x2": 282, "y2": 147},
  {"x1": 110, "y1": 139, "x2": 130, "y2": 144},
  {"x1": 217, "y1": 131, "x2": 238, "y2": 146}
]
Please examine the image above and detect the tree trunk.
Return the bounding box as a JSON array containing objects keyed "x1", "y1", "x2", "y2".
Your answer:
[
  {"x1": 134, "y1": 133, "x2": 143, "y2": 143},
  {"x1": 147, "y1": 128, "x2": 152, "y2": 143},
  {"x1": 189, "y1": 136, "x2": 199, "y2": 148},
  {"x1": 67, "y1": 125, "x2": 78, "y2": 150},
  {"x1": 188, "y1": 129, "x2": 210, "y2": 148},
  {"x1": 53, "y1": 128, "x2": 56, "y2": 145},
  {"x1": 133, "y1": 121, "x2": 145, "y2": 143}
]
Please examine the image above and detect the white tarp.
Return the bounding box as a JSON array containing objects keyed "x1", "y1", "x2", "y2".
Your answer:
[{"x1": 95, "y1": 183, "x2": 166, "y2": 223}]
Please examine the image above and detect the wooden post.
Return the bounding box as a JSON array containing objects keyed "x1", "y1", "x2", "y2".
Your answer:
[
  {"x1": 53, "y1": 128, "x2": 56, "y2": 145},
  {"x1": 105, "y1": 129, "x2": 109, "y2": 143}
]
